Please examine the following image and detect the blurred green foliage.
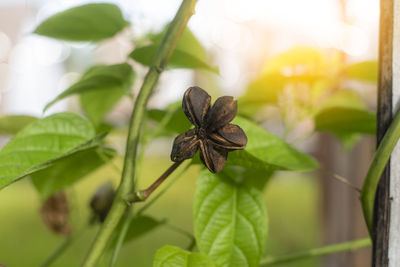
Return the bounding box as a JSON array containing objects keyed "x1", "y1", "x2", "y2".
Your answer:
[
  {"x1": 0, "y1": 158, "x2": 320, "y2": 267},
  {"x1": 0, "y1": 2, "x2": 378, "y2": 266}
]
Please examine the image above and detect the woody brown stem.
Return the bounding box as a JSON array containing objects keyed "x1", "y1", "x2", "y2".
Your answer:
[{"x1": 125, "y1": 161, "x2": 183, "y2": 203}]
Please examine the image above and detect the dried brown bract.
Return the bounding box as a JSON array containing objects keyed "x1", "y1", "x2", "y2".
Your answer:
[
  {"x1": 40, "y1": 192, "x2": 71, "y2": 235},
  {"x1": 171, "y1": 86, "x2": 247, "y2": 173}
]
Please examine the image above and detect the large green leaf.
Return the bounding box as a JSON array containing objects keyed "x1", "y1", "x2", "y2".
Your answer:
[
  {"x1": 153, "y1": 246, "x2": 215, "y2": 267},
  {"x1": 0, "y1": 113, "x2": 98, "y2": 189},
  {"x1": 0, "y1": 115, "x2": 37, "y2": 135},
  {"x1": 129, "y1": 27, "x2": 218, "y2": 73},
  {"x1": 31, "y1": 147, "x2": 115, "y2": 198},
  {"x1": 345, "y1": 61, "x2": 378, "y2": 83},
  {"x1": 228, "y1": 117, "x2": 319, "y2": 171},
  {"x1": 315, "y1": 107, "x2": 376, "y2": 135},
  {"x1": 34, "y1": 3, "x2": 129, "y2": 42},
  {"x1": 44, "y1": 64, "x2": 135, "y2": 122},
  {"x1": 194, "y1": 171, "x2": 267, "y2": 267}
]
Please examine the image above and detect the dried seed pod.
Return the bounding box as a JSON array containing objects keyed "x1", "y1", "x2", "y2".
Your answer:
[
  {"x1": 90, "y1": 182, "x2": 115, "y2": 223},
  {"x1": 171, "y1": 129, "x2": 199, "y2": 162},
  {"x1": 171, "y1": 86, "x2": 247, "y2": 173},
  {"x1": 40, "y1": 192, "x2": 71, "y2": 235},
  {"x1": 206, "y1": 96, "x2": 237, "y2": 132},
  {"x1": 182, "y1": 86, "x2": 211, "y2": 127}
]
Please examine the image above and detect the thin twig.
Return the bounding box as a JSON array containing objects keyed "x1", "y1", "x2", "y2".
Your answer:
[
  {"x1": 321, "y1": 168, "x2": 361, "y2": 193},
  {"x1": 109, "y1": 210, "x2": 133, "y2": 267},
  {"x1": 81, "y1": 1, "x2": 198, "y2": 265},
  {"x1": 259, "y1": 238, "x2": 371, "y2": 266},
  {"x1": 137, "y1": 161, "x2": 190, "y2": 215},
  {"x1": 129, "y1": 161, "x2": 183, "y2": 202}
]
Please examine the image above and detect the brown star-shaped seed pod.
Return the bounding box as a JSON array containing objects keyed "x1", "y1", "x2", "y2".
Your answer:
[{"x1": 170, "y1": 86, "x2": 247, "y2": 173}]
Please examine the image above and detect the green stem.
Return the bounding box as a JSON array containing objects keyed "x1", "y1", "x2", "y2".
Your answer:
[
  {"x1": 137, "y1": 161, "x2": 190, "y2": 215},
  {"x1": 81, "y1": 1, "x2": 198, "y2": 266},
  {"x1": 109, "y1": 210, "x2": 133, "y2": 267},
  {"x1": 259, "y1": 238, "x2": 371, "y2": 266},
  {"x1": 127, "y1": 161, "x2": 184, "y2": 203},
  {"x1": 361, "y1": 108, "x2": 400, "y2": 233}
]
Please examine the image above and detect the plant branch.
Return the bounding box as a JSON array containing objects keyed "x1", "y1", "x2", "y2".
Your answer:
[
  {"x1": 361, "y1": 108, "x2": 400, "y2": 233},
  {"x1": 137, "y1": 161, "x2": 190, "y2": 215},
  {"x1": 109, "y1": 210, "x2": 132, "y2": 267},
  {"x1": 125, "y1": 161, "x2": 183, "y2": 203},
  {"x1": 81, "y1": 1, "x2": 198, "y2": 266},
  {"x1": 259, "y1": 238, "x2": 371, "y2": 266}
]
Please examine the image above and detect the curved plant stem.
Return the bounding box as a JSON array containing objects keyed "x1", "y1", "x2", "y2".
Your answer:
[
  {"x1": 259, "y1": 238, "x2": 371, "y2": 266},
  {"x1": 361, "y1": 108, "x2": 400, "y2": 233},
  {"x1": 109, "y1": 161, "x2": 190, "y2": 266},
  {"x1": 109, "y1": 210, "x2": 132, "y2": 267},
  {"x1": 137, "y1": 161, "x2": 191, "y2": 215},
  {"x1": 126, "y1": 161, "x2": 184, "y2": 203},
  {"x1": 81, "y1": 1, "x2": 198, "y2": 266}
]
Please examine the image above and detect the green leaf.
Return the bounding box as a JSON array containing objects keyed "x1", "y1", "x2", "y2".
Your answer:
[
  {"x1": 228, "y1": 116, "x2": 319, "y2": 171},
  {"x1": 124, "y1": 215, "x2": 164, "y2": 243},
  {"x1": 80, "y1": 88, "x2": 127, "y2": 127},
  {"x1": 315, "y1": 107, "x2": 376, "y2": 136},
  {"x1": 0, "y1": 115, "x2": 37, "y2": 135},
  {"x1": 194, "y1": 171, "x2": 267, "y2": 267},
  {"x1": 130, "y1": 46, "x2": 218, "y2": 73},
  {"x1": 129, "y1": 27, "x2": 218, "y2": 73},
  {"x1": 152, "y1": 25, "x2": 207, "y2": 59},
  {"x1": 222, "y1": 166, "x2": 274, "y2": 191},
  {"x1": 44, "y1": 63, "x2": 135, "y2": 119},
  {"x1": 0, "y1": 112, "x2": 98, "y2": 189},
  {"x1": 345, "y1": 61, "x2": 378, "y2": 83},
  {"x1": 153, "y1": 246, "x2": 215, "y2": 267},
  {"x1": 146, "y1": 102, "x2": 191, "y2": 138},
  {"x1": 31, "y1": 147, "x2": 115, "y2": 198},
  {"x1": 108, "y1": 215, "x2": 164, "y2": 254},
  {"x1": 34, "y1": 3, "x2": 129, "y2": 42}
]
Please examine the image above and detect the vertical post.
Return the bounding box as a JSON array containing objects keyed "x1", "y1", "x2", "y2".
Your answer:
[{"x1": 374, "y1": 0, "x2": 400, "y2": 266}]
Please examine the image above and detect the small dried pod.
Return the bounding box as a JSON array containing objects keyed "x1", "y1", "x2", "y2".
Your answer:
[
  {"x1": 40, "y1": 192, "x2": 72, "y2": 235},
  {"x1": 90, "y1": 181, "x2": 115, "y2": 223},
  {"x1": 171, "y1": 86, "x2": 247, "y2": 173}
]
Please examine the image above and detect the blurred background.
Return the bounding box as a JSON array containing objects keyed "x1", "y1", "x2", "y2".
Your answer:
[{"x1": 0, "y1": 0, "x2": 378, "y2": 266}]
